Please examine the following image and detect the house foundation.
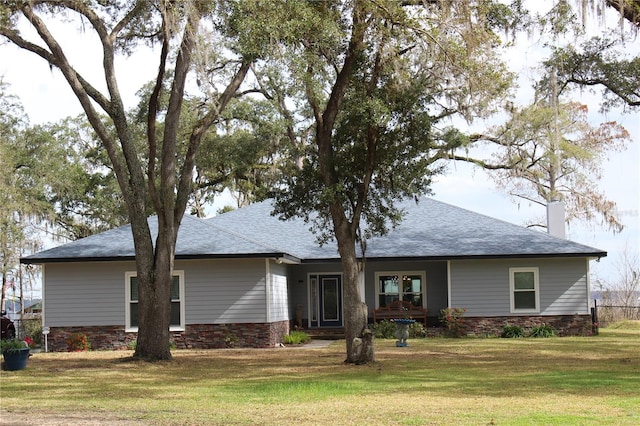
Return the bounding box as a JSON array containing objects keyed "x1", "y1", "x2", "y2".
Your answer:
[
  {"x1": 42, "y1": 315, "x2": 592, "y2": 351},
  {"x1": 44, "y1": 321, "x2": 290, "y2": 352},
  {"x1": 463, "y1": 314, "x2": 593, "y2": 336}
]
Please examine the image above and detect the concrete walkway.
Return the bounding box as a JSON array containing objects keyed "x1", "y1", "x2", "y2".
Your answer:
[
  {"x1": 281, "y1": 339, "x2": 337, "y2": 349},
  {"x1": 305, "y1": 339, "x2": 337, "y2": 348}
]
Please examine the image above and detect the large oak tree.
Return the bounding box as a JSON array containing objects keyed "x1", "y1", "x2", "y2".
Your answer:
[
  {"x1": 242, "y1": 0, "x2": 516, "y2": 364},
  {"x1": 1, "y1": 1, "x2": 253, "y2": 360}
]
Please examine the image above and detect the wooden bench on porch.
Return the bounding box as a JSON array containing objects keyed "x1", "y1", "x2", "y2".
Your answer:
[{"x1": 372, "y1": 300, "x2": 428, "y2": 324}]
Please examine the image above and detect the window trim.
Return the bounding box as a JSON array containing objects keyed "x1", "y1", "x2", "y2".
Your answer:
[
  {"x1": 509, "y1": 267, "x2": 540, "y2": 313},
  {"x1": 125, "y1": 270, "x2": 185, "y2": 332},
  {"x1": 374, "y1": 271, "x2": 426, "y2": 309}
]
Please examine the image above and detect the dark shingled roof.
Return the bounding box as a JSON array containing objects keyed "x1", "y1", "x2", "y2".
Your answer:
[
  {"x1": 22, "y1": 215, "x2": 292, "y2": 264},
  {"x1": 21, "y1": 197, "x2": 606, "y2": 264}
]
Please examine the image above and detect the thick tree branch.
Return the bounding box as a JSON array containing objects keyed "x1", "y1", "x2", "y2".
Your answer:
[
  {"x1": 565, "y1": 76, "x2": 640, "y2": 106},
  {"x1": 159, "y1": 3, "x2": 205, "y2": 233},
  {"x1": 0, "y1": 22, "x2": 111, "y2": 112},
  {"x1": 322, "y1": 3, "x2": 366, "y2": 136},
  {"x1": 175, "y1": 60, "x2": 252, "y2": 221},
  {"x1": 16, "y1": 4, "x2": 131, "y2": 195},
  {"x1": 45, "y1": 0, "x2": 125, "y2": 115},
  {"x1": 111, "y1": 1, "x2": 148, "y2": 38},
  {"x1": 147, "y1": 17, "x2": 171, "y2": 213}
]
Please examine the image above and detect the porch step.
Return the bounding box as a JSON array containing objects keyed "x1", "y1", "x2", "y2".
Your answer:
[{"x1": 304, "y1": 328, "x2": 345, "y2": 340}]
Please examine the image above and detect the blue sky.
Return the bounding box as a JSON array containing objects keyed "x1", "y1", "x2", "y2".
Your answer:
[{"x1": 1, "y1": 3, "x2": 638, "y2": 290}]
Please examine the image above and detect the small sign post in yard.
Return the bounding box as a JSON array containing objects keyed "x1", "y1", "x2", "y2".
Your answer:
[{"x1": 42, "y1": 326, "x2": 50, "y2": 353}]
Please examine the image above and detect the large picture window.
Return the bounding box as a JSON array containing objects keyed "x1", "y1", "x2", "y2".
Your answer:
[
  {"x1": 509, "y1": 267, "x2": 539, "y2": 313},
  {"x1": 376, "y1": 272, "x2": 425, "y2": 308},
  {"x1": 125, "y1": 271, "x2": 185, "y2": 332}
]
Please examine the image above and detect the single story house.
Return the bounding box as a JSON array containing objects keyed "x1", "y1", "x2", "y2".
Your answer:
[{"x1": 21, "y1": 197, "x2": 605, "y2": 350}]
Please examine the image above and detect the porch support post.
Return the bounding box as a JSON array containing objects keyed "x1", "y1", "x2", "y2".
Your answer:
[{"x1": 446, "y1": 260, "x2": 452, "y2": 308}]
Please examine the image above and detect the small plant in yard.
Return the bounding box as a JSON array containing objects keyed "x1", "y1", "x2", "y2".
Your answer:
[
  {"x1": 529, "y1": 323, "x2": 556, "y2": 338},
  {"x1": 0, "y1": 337, "x2": 30, "y2": 354},
  {"x1": 371, "y1": 320, "x2": 396, "y2": 338},
  {"x1": 65, "y1": 333, "x2": 90, "y2": 351},
  {"x1": 440, "y1": 307, "x2": 467, "y2": 337},
  {"x1": 283, "y1": 330, "x2": 311, "y2": 345},
  {"x1": 23, "y1": 319, "x2": 42, "y2": 346},
  {"x1": 409, "y1": 321, "x2": 426, "y2": 338},
  {"x1": 370, "y1": 320, "x2": 426, "y2": 339},
  {"x1": 501, "y1": 324, "x2": 525, "y2": 338}
]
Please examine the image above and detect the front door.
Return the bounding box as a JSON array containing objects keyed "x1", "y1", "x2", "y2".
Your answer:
[{"x1": 310, "y1": 274, "x2": 343, "y2": 327}]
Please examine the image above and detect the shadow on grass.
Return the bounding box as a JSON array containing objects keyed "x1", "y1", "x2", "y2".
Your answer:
[{"x1": 3, "y1": 330, "x2": 639, "y2": 409}]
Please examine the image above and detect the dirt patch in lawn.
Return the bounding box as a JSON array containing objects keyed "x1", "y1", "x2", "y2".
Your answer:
[{"x1": 1, "y1": 410, "x2": 144, "y2": 425}]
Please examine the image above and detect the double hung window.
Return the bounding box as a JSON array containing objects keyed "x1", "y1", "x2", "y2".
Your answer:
[
  {"x1": 125, "y1": 271, "x2": 185, "y2": 331},
  {"x1": 509, "y1": 267, "x2": 539, "y2": 313}
]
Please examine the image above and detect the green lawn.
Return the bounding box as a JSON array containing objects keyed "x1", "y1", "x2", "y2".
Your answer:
[{"x1": 1, "y1": 327, "x2": 639, "y2": 425}]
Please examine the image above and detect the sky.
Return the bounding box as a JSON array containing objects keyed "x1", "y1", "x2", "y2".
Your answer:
[{"x1": 1, "y1": 3, "x2": 638, "y2": 293}]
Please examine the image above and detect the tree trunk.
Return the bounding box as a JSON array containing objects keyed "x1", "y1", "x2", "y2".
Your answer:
[
  {"x1": 135, "y1": 263, "x2": 172, "y2": 361},
  {"x1": 333, "y1": 212, "x2": 374, "y2": 364},
  {"x1": 133, "y1": 220, "x2": 175, "y2": 361},
  {"x1": 306, "y1": 0, "x2": 371, "y2": 363}
]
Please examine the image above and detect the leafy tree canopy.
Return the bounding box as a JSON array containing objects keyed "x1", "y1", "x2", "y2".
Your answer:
[{"x1": 540, "y1": 36, "x2": 640, "y2": 111}]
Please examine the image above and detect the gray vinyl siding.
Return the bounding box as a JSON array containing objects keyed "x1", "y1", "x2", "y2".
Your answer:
[
  {"x1": 449, "y1": 258, "x2": 589, "y2": 316},
  {"x1": 43, "y1": 261, "x2": 134, "y2": 327},
  {"x1": 178, "y1": 259, "x2": 267, "y2": 324},
  {"x1": 538, "y1": 259, "x2": 590, "y2": 314},
  {"x1": 43, "y1": 258, "x2": 272, "y2": 327},
  {"x1": 267, "y1": 261, "x2": 289, "y2": 322}
]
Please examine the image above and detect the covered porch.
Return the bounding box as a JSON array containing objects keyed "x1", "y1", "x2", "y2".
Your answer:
[{"x1": 287, "y1": 260, "x2": 449, "y2": 330}]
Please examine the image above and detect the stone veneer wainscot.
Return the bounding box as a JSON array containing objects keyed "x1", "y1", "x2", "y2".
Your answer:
[{"x1": 45, "y1": 321, "x2": 290, "y2": 352}]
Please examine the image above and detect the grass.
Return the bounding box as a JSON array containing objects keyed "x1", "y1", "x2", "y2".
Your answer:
[
  {"x1": 1, "y1": 327, "x2": 639, "y2": 425},
  {"x1": 605, "y1": 320, "x2": 640, "y2": 330}
]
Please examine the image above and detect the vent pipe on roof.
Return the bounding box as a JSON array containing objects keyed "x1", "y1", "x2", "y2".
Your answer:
[{"x1": 547, "y1": 200, "x2": 566, "y2": 239}]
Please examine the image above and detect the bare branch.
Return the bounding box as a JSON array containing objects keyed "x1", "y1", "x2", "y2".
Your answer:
[{"x1": 448, "y1": 155, "x2": 516, "y2": 170}]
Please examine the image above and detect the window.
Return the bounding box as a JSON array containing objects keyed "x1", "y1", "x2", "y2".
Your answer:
[
  {"x1": 376, "y1": 272, "x2": 425, "y2": 308},
  {"x1": 509, "y1": 267, "x2": 539, "y2": 313},
  {"x1": 125, "y1": 271, "x2": 185, "y2": 331}
]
